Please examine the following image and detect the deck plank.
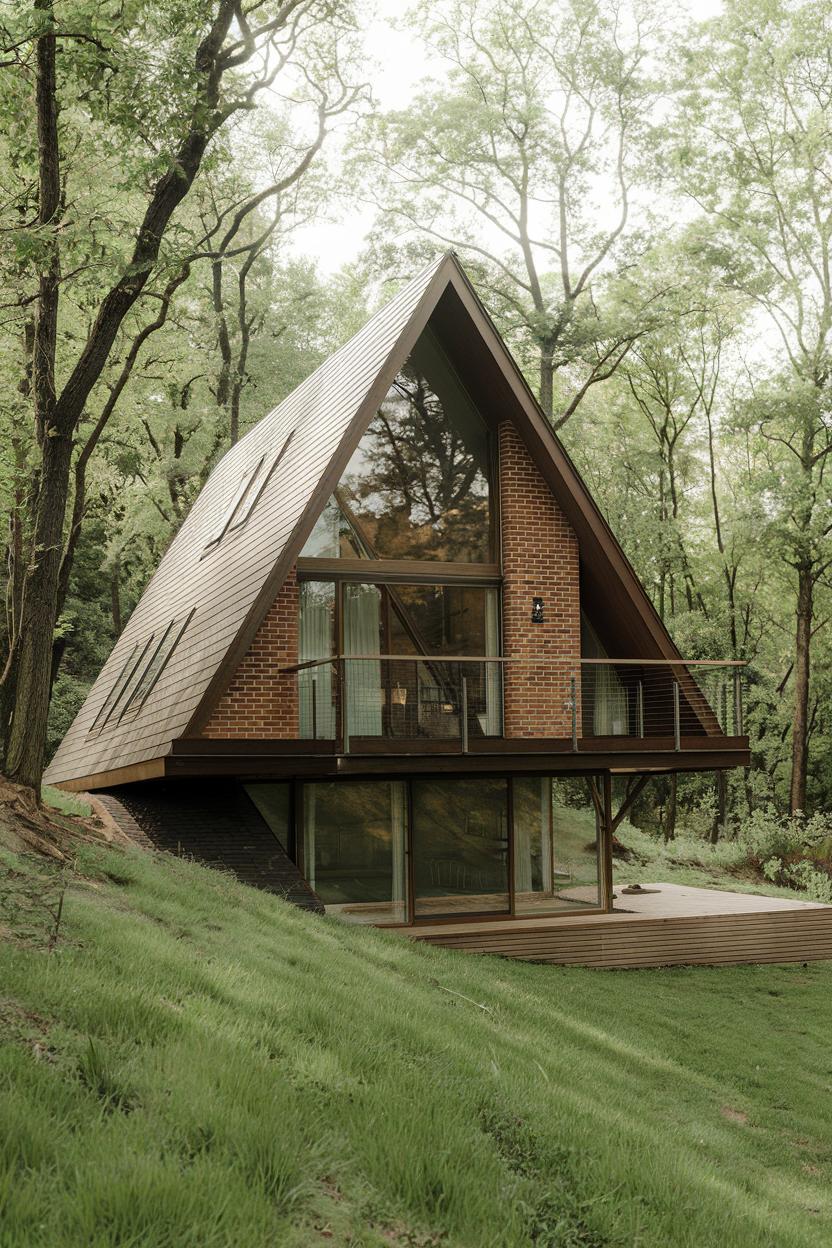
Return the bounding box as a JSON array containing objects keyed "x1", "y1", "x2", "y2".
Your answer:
[{"x1": 405, "y1": 883, "x2": 832, "y2": 968}]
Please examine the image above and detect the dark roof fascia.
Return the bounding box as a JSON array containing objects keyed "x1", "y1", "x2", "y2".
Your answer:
[{"x1": 184, "y1": 253, "x2": 459, "y2": 737}]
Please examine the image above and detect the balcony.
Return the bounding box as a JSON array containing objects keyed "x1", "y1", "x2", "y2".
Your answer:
[{"x1": 281, "y1": 655, "x2": 747, "y2": 760}]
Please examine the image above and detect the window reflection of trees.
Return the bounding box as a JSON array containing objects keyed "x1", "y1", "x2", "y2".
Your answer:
[{"x1": 339, "y1": 360, "x2": 492, "y2": 562}]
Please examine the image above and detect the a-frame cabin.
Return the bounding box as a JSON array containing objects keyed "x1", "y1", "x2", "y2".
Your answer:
[{"x1": 46, "y1": 253, "x2": 749, "y2": 931}]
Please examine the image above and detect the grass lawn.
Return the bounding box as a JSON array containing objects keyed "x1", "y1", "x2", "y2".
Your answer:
[{"x1": 2, "y1": 833, "x2": 831, "y2": 1247}]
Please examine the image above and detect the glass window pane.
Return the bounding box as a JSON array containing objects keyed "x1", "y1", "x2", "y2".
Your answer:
[
  {"x1": 303, "y1": 781, "x2": 407, "y2": 924},
  {"x1": 299, "y1": 581, "x2": 335, "y2": 738},
  {"x1": 308, "y1": 328, "x2": 492, "y2": 562},
  {"x1": 388, "y1": 585, "x2": 497, "y2": 657},
  {"x1": 245, "y1": 784, "x2": 291, "y2": 851},
  {"x1": 513, "y1": 778, "x2": 601, "y2": 914},
  {"x1": 412, "y1": 778, "x2": 509, "y2": 918}
]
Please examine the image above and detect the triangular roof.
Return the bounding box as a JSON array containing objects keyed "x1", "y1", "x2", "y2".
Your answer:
[{"x1": 45, "y1": 252, "x2": 683, "y2": 788}]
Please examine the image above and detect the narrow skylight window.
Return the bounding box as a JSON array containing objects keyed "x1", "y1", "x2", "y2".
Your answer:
[
  {"x1": 203, "y1": 431, "x2": 294, "y2": 555},
  {"x1": 88, "y1": 611, "x2": 194, "y2": 734},
  {"x1": 205, "y1": 456, "x2": 265, "y2": 551},
  {"x1": 88, "y1": 638, "x2": 152, "y2": 733},
  {"x1": 119, "y1": 611, "x2": 195, "y2": 723}
]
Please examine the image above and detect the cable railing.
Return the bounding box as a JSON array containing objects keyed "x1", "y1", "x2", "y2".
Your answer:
[{"x1": 279, "y1": 655, "x2": 746, "y2": 752}]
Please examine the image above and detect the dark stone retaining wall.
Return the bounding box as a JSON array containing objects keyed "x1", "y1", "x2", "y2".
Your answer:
[{"x1": 97, "y1": 781, "x2": 324, "y2": 914}]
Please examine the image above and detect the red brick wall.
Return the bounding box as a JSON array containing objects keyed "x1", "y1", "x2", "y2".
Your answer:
[
  {"x1": 200, "y1": 570, "x2": 299, "y2": 738},
  {"x1": 499, "y1": 421, "x2": 581, "y2": 738}
]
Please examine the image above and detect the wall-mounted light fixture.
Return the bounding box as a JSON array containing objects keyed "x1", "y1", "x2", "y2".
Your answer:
[{"x1": 531, "y1": 597, "x2": 544, "y2": 624}]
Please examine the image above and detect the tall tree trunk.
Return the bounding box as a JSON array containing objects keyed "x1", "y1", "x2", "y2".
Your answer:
[
  {"x1": 789, "y1": 563, "x2": 812, "y2": 813},
  {"x1": 6, "y1": 6, "x2": 61, "y2": 793}
]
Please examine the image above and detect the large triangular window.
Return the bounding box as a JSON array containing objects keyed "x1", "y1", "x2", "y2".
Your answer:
[{"x1": 301, "y1": 328, "x2": 494, "y2": 563}]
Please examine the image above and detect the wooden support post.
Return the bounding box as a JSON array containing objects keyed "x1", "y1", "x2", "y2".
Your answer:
[{"x1": 601, "y1": 772, "x2": 614, "y2": 913}]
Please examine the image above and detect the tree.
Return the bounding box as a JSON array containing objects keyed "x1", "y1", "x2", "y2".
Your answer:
[
  {"x1": 0, "y1": 0, "x2": 360, "y2": 793},
  {"x1": 359, "y1": 0, "x2": 666, "y2": 424},
  {"x1": 674, "y1": 0, "x2": 832, "y2": 812}
]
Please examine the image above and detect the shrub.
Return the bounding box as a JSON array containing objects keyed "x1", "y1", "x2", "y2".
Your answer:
[{"x1": 737, "y1": 808, "x2": 831, "y2": 863}]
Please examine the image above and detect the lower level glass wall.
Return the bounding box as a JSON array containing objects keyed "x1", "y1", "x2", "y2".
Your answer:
[
  {"x1": 513, "y1": 778, "x2": 601, "y2": 913},
  {"x1": 302, "y1": 781, "x2": 407, "y2": 924},
  {"x1": 259, "y1": 775, "x2": 604, "y2": 924},
  {"x1": 412, "y1": 778, "x2": 509, "y2": 919}
]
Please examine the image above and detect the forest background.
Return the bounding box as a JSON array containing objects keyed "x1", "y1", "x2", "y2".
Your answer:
[{"x1": 1, "y1": 0, "x2": 830, "y2": 851}]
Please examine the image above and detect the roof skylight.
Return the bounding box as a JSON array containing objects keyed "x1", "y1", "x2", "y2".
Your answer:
[
  {"x1": 88, "y1": 610, "x2": 195, "y2": 735},
  {"x1": 204, "y1": 430, "x2": 294, "y2": 554}
]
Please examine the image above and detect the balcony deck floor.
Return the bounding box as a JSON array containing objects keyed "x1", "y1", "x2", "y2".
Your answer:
[{"x1": 405, "y1": 882, "x2": 832, "y2": 968}]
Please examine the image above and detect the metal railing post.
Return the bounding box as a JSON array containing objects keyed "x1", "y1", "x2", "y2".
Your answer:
[
  {"x1": 461, "y1": 674, "x2": 469, "y2": 754},
  {"x1": 636, "y1": 679, "x2": 644, "y2": 738},
  {"x1": 720, "y1": 682, "x2": 728, "y2": 735},
  {"x1": 673, "y1": 680, "x2": 681, "y2": 752},
  {"x1": 733, "y1": 668, "x2": 743, "y2": 736},
  {"x1": 571, "y1": 674, "x2": 578, "y2": 752},
  {"x1": 311, "y1": 674, "x2": 317, "y2": 741}
]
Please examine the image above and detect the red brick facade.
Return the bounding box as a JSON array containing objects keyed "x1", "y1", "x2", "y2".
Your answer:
[
  {"x1": 200, "y1": 570, "x2": 300, "y2": 738},
  {"x1": 499, "y1": 421, "x2": 581, "y2": 738}
]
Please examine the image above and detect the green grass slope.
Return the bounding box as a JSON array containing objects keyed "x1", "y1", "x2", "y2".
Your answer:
[{"x1": 2, "y1": 832, "x2": 831, "y2": 1248}]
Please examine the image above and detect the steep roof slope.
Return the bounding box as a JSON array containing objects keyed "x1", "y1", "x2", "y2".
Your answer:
[
  {"x1": 46, "y1": 252, "x2": 685, "y2": 788},
  {"x1": 45, "y1": 255, "x2": 451, "y2": 786}
]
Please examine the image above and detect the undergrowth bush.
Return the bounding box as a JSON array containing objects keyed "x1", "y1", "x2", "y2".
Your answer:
[{"x1": 737, "y1": 808, "x2": 832, "y2": 897}]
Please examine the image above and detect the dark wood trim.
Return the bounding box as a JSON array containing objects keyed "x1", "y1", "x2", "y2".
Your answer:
[
  {"x1": 441, "y1": 265, "x2": 686, "y2": 664},
  {"x1": 163, "y1": 747, "x2": 750, "y2": 781},
  {"x1": 296, "y1": 557, "x2": 502, "y2": 586},
  {"x1": 58, "y1": 757, "x2": 167, "y2": 792},
  {"x1": 172, "y1": 737, "x2": 337, "y2": 756},
  {"x1": 601, "y1": 772, "x2": 614, "y2": 912}
]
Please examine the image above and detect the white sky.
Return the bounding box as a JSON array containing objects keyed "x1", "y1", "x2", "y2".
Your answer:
[{"x1": 289, "y1": 0, "x2": 726, "y2": 274}]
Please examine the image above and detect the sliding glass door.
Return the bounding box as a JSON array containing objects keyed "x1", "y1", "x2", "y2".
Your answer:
[{"x1": 411, "y1": 778, "x2": 509, "y2": 918}]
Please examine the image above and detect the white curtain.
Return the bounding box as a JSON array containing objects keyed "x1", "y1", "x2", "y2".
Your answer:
[
  {"x1": 592, "y1": 664, "x2": 629, "y2": 736},
  {"x1": 344, "y1": 583, "x2": 383, "y2": 737},
  {"x1": 484, "y1": 589, "x2": 502, "y2": 736},
  {"x1": 513, "y1": 778, "x2": 553, "y2": 895},
  {"x1": 299, "y1": 582, "x2": 335, "y2": 738}
]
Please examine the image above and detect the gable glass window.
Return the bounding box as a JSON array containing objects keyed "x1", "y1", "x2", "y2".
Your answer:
[{"x1": 300, "y1": 328, "x2": 494, "y2": 563}]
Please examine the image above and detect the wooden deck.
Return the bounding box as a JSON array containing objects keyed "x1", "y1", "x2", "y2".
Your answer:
[{"x1": 406, "y1": 882, "x2": 832, "y2": 968}]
